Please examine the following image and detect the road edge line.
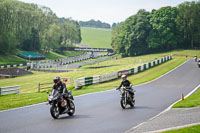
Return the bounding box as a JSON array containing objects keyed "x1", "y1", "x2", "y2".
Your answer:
[
  {"x1": 148, "y1": 122, "x2": 200, "y2": 133},
  {"x1": 126, "y1": 82, "x2": 200, "y2": 133}
]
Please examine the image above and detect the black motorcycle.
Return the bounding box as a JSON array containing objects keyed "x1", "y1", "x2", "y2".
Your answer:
[
  {"x1": 47, "y1": 89, "x2": 75, "y2": 119},
  {"x1": 117, "y1": 87, "x2": 135, "y2": 109},
  {"x1": 198, "y1": 59, "x2": 200, "y2": 68}
]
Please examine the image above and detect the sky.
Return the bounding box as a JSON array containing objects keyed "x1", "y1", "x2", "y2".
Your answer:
[{"x1": 19, "y1": 0, "x2": 193, "y2": 25}]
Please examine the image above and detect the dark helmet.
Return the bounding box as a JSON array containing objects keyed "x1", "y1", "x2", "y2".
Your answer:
[{"x1": 54, "y1": 76, "x2": 61, "y2": 84}]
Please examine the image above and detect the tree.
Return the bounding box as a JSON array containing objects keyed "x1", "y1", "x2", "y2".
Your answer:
[
  {"x1": 176, "y1": 1, "x2": 200, "y2": 48},
  {"x1": 0, "y1": 0, "x2": 81, "y2": 55},
  {"x1": 147, "y1": 6, "x2": 178, "y2": 51},
  {"x1": 41, "y1": 24, "x2": 61, "y2": 54},
  {"x1": 79, "y1": 19, "x2": 111, "y2": 29},
  {"x1": 111, "y1": 9, "x2": 151, "y2": 57}
]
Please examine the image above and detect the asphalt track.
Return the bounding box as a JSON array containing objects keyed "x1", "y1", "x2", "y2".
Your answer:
[{"x1": 0, "y1": 59, "x2": 200, "y2": 133}]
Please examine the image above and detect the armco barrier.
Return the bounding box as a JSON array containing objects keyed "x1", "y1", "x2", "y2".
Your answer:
[
  {"x1": 0, "y1": 85, "x2": 20, "y2": 95},
  {"x1": 85, "y1": 77, "x2": 93, "y2": 86},
  {"x1": 93, "y1": 75, "x2": 100, "y2": 84},
  {"x1": 100, "y1": 72, "x2": 118, "y2": 83},
  {"x1": 118, "y1": 70, "x2": 131, "y2": 77},
  {"x1": 75, "y1": 55, "x2": 172, "y2": 89},
  {"x1": 0, "y1": 63, "x2": 27, "y2": 69}
]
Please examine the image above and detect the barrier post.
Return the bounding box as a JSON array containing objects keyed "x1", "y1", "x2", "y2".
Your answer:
[{"x1": 38, "y1": 83, "x2": 40, "y2": 92}]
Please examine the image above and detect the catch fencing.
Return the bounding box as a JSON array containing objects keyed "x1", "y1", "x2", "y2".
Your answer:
[
  {"x1": 0, "y1": 85, "x2": 20, "y2": 95},
  {"x1": 75, "y1": 55, "x2": 172, "y2": 89}
]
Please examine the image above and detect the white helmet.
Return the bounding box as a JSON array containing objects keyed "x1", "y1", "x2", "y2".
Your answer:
[{"x1": 121, "y1": 74, "x2": 127, "y2": 80}]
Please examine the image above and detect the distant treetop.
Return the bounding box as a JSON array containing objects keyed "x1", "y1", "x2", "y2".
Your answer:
[{"x1": 79, "y1": 19, "x2": 111, "y2": 29}]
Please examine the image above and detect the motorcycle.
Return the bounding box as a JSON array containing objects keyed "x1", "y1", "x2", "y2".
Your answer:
[
  {"x1": 198, "y1": 60, "x2": 200, "y2": 68},
  {"x1": 117, "y1": 87, "x2": 135, "y2": 109},
  {"x1": 47, "y1": 89, "x2": 75, "y2": 119}
]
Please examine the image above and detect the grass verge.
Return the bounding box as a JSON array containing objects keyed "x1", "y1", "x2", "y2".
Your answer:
[
  {"x1": 163, "y1": 124, "x2": 200, "y2": 133},
  {"x1": 173, "y1": 88, "x2": 200, "y2": 108}
]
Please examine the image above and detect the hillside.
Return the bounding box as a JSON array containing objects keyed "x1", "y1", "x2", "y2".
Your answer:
[{"x1": 81, "y1": 27, "x2": 112, "y2": 48}]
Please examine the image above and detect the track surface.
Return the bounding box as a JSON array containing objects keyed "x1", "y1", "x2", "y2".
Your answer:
[{"x1": 0, "y1": 59, "x2": 200, "y2": 133}]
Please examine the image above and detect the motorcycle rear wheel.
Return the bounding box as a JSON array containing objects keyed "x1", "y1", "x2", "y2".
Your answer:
[
  {"x1": 50, "y1": 106, "x2": 59, "y2": 119},
  {"x1": 130, "y1": 99, "x2": 135, "y2": 107}
]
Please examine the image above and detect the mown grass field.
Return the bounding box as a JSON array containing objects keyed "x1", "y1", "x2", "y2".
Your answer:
[
  {"x1": 81, "y1": 27, "x2": 112, "y2": 48},
  {"x1": 0, "y1": 50, "x2": 198, "y2": 111}
]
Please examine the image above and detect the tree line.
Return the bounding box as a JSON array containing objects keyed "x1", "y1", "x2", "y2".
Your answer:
[
  {"x1": 0, "y1": 0, "x2": 81, "y2": 55},
  {"x1": 111, "y1": 1, "x2": 200, "y2": 57},
  {"x1": 79, "y1": 19, "x2": 111, "y2": 29}
]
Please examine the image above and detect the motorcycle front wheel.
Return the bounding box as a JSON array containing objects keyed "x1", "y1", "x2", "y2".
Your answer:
[
  {"x1": 120, "y1": 98, "x2": 126, "y2": 109},
  {"x1": 50, "y1": 105, "x2": 59, "y2": 119},
  {"x1": 68, "y1": 101, "x2": 75, "y2": 116}
]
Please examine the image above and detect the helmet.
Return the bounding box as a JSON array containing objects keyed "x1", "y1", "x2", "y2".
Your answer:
[
  {"x1": 54, "y1": 76, "x2": 61, "y2": 84},
  {"x1": 121, "y1": 74, "x2": 127, "y2": 80}
]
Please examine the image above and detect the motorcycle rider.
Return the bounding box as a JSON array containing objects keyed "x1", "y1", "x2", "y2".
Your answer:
[
  {"x1": 53, "y1": 76, "x2": 69, "y2": 107},
  {"x1": 117, "y1": 74, "x2": 135, "y2": 100}
]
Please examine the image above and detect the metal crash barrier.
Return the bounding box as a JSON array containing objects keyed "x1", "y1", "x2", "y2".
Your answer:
[{"x1": 0, "y1": 85, "x2": 20, "y2": 95}]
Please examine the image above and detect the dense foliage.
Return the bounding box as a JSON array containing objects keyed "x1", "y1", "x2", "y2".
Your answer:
[
  {"x1": 0, "y1": 0, "x2": 81, "y2": 55},
  {"x1": 79, "y1": 19, "x2": 111, "y2": 29},
  {"x1": 111, "y1": 1, "x2": 200, "y2": 57}
]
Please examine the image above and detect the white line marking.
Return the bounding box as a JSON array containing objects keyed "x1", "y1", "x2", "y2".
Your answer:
[{"x1": 126, "y1": 82, "x2": 200, "y2": 133}]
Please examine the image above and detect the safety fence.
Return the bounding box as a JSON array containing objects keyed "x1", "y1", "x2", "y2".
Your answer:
[
  {"x1": 0, "y1": 85, "x2": 20, "y2": 95},
  {"x1": 75, "y1": 55, "x2": 172, "y2": 89},
  {"x1": 29, "y1": 52, "x2": 106, "y2": 70},
  {"x1": 31, "y1": 69, "x2": 68, "y2": 73},
  {"x1": 0, "y1": 53, "x2": 95, "y2": 70},
  {"x1": 0, "y1": 63, "x2": 27, "y2": 69}
]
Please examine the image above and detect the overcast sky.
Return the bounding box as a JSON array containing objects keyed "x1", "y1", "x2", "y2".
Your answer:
[{"x1": 19, "y1": 0, "x2": 193, "y2": 24}]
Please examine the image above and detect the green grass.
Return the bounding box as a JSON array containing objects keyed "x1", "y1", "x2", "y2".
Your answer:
[
  {"x1": 86, "y1": 57, "x2": 186, "y2": 89},
  {"x1": 45, "y1": 51, "x2": 83, "y2": 60},
  {"x1": 173, "y1": 88, "x2": 200, "y2": 108},
  {"x1": 0, "y1": 51, "x2": 82, "y2": 65},
  {"x1": 0, "y1": 50, "x2": 199, "y2": 111},
  {"x1": 0, "y1": 55, "x2": 26, "y2": 65},
  {"x1": 81, "y1": 27, "x2": 112, "y2": 48},
  {"x1": 0, "y1": 53, "x2": 169, "y2": 93},
  {"x1": 163, "y1": 124, "x2": 200, "y2": 133},
  {"x1": 45, "y1": 51, "x2": 66, "y2": 59}
]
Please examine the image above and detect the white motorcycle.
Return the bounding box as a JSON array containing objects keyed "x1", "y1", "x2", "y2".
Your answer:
[{"x1": 117, "y1": 87, "x2": 135, "y2": 109}]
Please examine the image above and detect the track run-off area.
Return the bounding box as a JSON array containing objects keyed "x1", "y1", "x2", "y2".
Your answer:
[{"x1": 0, "y1": 59, "x2": 199, "y2": 133}]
